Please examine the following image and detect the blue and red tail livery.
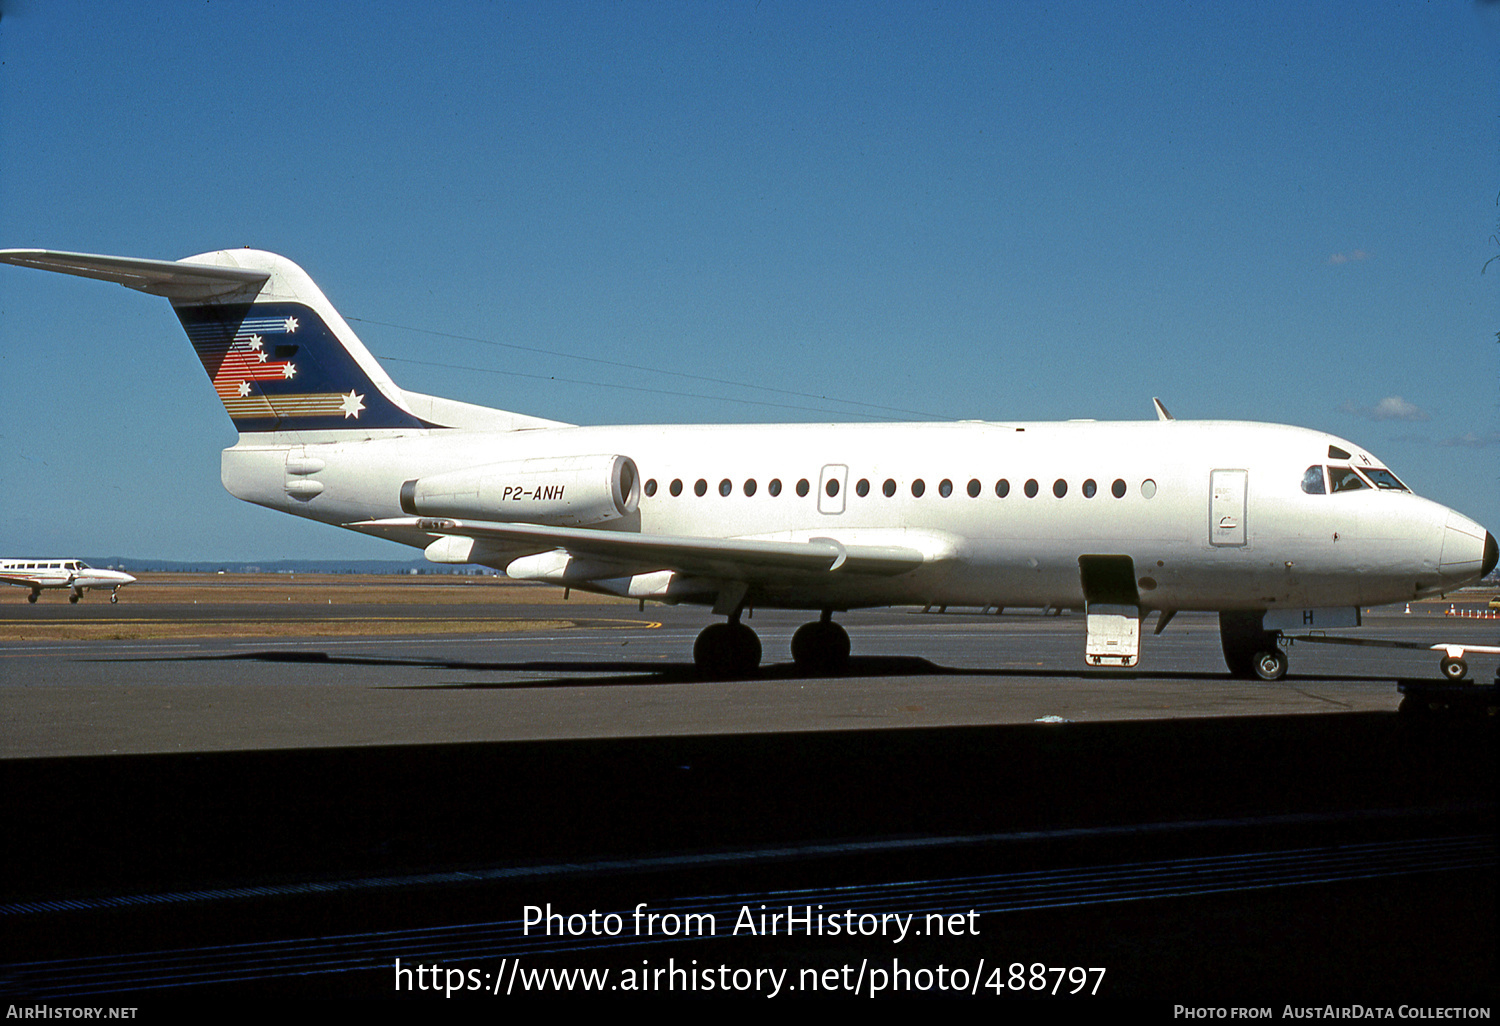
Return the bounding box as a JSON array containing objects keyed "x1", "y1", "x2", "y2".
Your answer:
[{"x1": 176, "y1": 301, "x2": 427, "y2": 431}]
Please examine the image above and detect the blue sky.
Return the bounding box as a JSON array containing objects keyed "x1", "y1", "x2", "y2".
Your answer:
[{"x1": 2, "y1": 0, "x2": 1496, "y2": 561}]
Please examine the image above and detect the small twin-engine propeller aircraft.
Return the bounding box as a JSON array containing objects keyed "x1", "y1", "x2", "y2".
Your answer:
[
  {"x1": 1, "y1": 248, "x2": 1494, "y2": 678},
  {"x1": 0, "y1": 559, "x2": 135, "y2": 604}
]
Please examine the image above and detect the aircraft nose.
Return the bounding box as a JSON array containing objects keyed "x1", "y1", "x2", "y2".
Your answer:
[{"x1": 1439, "y1": 513, "x2": 1494, "y2": 586}]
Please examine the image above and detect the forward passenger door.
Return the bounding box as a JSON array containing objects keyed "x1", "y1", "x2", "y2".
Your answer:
[{"x1": 1209, "y1": 469, "x2": 1248, "y2": 547}]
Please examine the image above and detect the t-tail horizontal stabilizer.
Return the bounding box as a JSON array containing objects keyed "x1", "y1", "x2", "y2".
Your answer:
[{"x1": 0, "y1": 247, "x2": 430, "y2": 432}]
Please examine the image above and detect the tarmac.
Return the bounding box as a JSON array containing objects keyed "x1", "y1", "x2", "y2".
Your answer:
[{"x1": 1, "y1": 577, "x2": 1494, "y2": 1006}]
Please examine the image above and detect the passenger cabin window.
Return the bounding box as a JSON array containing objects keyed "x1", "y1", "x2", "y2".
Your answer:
[
  {"x1": 1301, "y1": 466, "x2": 1326, "y2": 495},
  {"x1": 1328, "y1": 466, "x2": 1368, "y2": 493}
]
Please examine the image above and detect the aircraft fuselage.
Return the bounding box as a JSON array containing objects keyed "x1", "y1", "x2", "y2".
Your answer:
[
  {"x1": 219, "y1": 418, "x2": 1484, "y2": 614},
  {"x1": 0, "y1": 560, "x2": 136, "y2": 603}
]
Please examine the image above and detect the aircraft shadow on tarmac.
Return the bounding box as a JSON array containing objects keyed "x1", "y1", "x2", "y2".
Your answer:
[{"x1": 93, "y1": 648, "x2": 1403, "y2": 689}]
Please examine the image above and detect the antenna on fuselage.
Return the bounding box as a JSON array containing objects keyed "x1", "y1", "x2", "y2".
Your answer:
[{"x1": 1152, "y1": 397, "x2": 1175, "y2": 422}]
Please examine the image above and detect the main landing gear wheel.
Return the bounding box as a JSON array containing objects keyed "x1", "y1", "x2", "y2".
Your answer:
[
  {"x1": 27, "y1": 591, "x2": 39, "y2": 604},
  {"x1": 68, "y1": 592, "x2": 80, "y2": 604},
  {"x1": 1252, "y1": 649, "x2": 1288, "y2": 681},
  {"x1": 1439, "y1": 657, "x2": 1468, "y2": 682},
  {"x1": 791, "y1": 619, "x2": 851, "y2": 675},
  {"x1": 693, "y1": 621, "x2": 762, "y2": 679}
]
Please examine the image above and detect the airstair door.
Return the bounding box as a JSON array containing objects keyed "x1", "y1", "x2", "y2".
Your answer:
[{"x1": 1078, "y1": 554, "x2": 1141, "y2": 668}]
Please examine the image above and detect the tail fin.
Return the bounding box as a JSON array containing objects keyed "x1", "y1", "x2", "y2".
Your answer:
[
  {"x1": 0, "y1": 248, "x2": 427, "y2": 432},
  {"x1": 172, "y1": 249, "x2": 430, "y2": 431}
]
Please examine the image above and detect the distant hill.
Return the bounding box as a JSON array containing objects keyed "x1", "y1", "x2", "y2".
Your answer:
[{"x1": 77, "y1": 557, "x2": 494, "y2": 575}]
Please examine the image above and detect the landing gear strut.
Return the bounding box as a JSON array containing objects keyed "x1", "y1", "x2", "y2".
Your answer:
[
  {"x1": 1220, "y1": 610, "x2": 1286, "y2": 680},
  {"x1": 791, "y1": 610, "x2": 850, "y2": 674}
]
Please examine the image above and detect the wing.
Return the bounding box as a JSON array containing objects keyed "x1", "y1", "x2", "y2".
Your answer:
[{"x1": 352, "y1": 516, "x2": 944, "y2": 580}]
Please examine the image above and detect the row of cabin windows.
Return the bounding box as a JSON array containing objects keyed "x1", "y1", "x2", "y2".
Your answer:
[{"x1": 641, "y1": 476, "x2": 1151, "y2": 500}]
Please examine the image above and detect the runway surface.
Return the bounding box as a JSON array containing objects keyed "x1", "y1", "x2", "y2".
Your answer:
[
  {"x1": 3, "y1": 581, "x2": 1497, "y2": 757},
  {"x1": 1, "y1": 581, "x2": 1494, "y2": 1008}
]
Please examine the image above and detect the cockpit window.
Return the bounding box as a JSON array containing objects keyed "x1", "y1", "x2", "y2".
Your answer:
[
  {"x1": 1360, "y1": 468, "x2": 1408, "y2": 491},
  {"x1": 1301, "y1": 465, "x2": 1326, "y2": 494},
  {"x1": 1328, "y1": 466, "x2": 1368, "y2": 493}
]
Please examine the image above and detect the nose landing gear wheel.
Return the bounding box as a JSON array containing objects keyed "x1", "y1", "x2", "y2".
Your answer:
[
  {"x1": 1220, "y1": 610, "x2": 1282, "y2": 678},
  {"x1": 1252, "y1": 649, "x2": 1288, "y2": 681}
]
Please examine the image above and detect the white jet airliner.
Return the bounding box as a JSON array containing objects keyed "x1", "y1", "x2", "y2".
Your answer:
[
  {"x1": 1, "y1": 248, "x2": 1494, "y2": 678},
  {"x1": 0, "y1": 559, "x2": 135, "y2": 604}
]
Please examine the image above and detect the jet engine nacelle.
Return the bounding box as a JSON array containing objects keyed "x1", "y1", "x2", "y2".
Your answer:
[{"x1": 399, "y1": 454, "x2": 640, "y2": 526}]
